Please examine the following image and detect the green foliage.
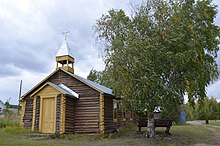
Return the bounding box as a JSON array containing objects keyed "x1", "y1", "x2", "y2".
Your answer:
[
  {"x1": 0, "y1": 114, "x2": 20, "y2": 128},
  {"x1": 87, "y1": 69, "x2": 102, "y2": 84},
  {"x1": 4, "y1": 126, "x2": 30, "y2": 134},
  {"x1": 185, "y1": 96, "x2": 220, "y2": 121},
  {"x1": 94, "y1": 0, "x2": 220, "y2": 117},
  {"x1": 185, "y1": 102, "x2": 198, "y2": 120},
  {"x1": 209, "y1": 96, "x2": 219, "y2": 119},
  {"x1": 87, "y1": 68, "x2": 114, "y2": 89},
  {"x1": 0, "y1": 119, "x2": 9, "y2": 128}
]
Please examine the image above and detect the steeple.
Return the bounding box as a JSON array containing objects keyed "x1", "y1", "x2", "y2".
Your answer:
[{"x1": 56, "y1": 39, "x2": 74, "y2": 74}]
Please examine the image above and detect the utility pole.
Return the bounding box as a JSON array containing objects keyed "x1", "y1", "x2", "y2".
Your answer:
[{"x1": 18, "y1": 80, "x2": 22, "y2": 115}]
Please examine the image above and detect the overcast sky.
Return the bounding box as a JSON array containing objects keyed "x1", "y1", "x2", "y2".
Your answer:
[{"x1": 0, "y1": 0, "x2": 220, "y2": 105}]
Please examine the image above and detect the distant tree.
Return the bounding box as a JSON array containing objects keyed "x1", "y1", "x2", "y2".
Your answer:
[
  {"x1": 95, "y1": 0, "x2": 220, "y2": 137},
  {"x1": 198, "y1": 97, "x2": 211, "y2": 124},
  {"x1": 87, "y1": 69, "x2": 102, "y2": 84},
  {"x1": 185, "y1": 102, "x2": 198, "y2": 121},
  {"x1": 3, "y1": 98, "x2": 12, "y2": 119},
  {"x1": 197, "y1": 96, "x2": 219, "y2": 124},
  {"x1": 185, "y1": 97, "x2": 219, "y2": 122},
  {"x1": 209, "y1": 96, "x2": 219, "y2": 120},
  {"x1": 87, "y1": 68, "x2": 114, "y2": 88}
]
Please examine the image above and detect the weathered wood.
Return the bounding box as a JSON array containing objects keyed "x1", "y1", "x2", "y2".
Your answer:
[
  {"x1": 65, "y1": 96, "x2": 75, "y2": 134},
  {"x1": 22, "y1": 69, "x2": 119, "y2": 134},
  {"x1": 137, "y1": 118, "x2": 148, "y2": 132},
  {"x1": 23, "y1": 98, "x2": 33, "y2": 129},
  {"x1": 34, "y1": 96, "x2": 40, "y2": 131},
  {"x1": 154, "y1": 119, "x2": 173, "y2": 134},
  {"x1": 137, "y1": 118, "x2": 173, "y2": 134},
  {"x1": 56, "y1": 94, "x2": 61, "y2": 133},
  {"x1": 104, "y1": 96, "x2": 117, "y2": 133}
]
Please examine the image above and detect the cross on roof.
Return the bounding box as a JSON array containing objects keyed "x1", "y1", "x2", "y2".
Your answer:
[{"x1": 62, "y1": 30, "x2": 70, "y2": 40}]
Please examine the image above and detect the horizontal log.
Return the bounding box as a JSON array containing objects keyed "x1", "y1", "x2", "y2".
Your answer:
[
  {"x1": 75, "y1": 106, "x2": 99, "y2": 109},
  {"x1": 74, "y1": 127, "x2": 99, "y2": 130},
  {"x1": 74, "y1": 120, "x2": 99, "y2": 123},
  {"x1": 74, "y1": 130, "x2": 99, "y2": 133}
]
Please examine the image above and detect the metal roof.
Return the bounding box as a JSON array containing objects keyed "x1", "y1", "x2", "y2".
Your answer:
[
  {"x1": 22, "y1": 68, "x2": 114, "y2": 99},
  {"x1": 56, "y1": 40, "x2": 74, "y2": 58},
  {"x1": 48, "y1": 82, "x2": 79, "y2": 98},
  {"x1": 58, "y1": 83, "x2": 79, "y2": 98},
  {"x1": 72, "y1": 74, "x2": 114, "y2": 96}
]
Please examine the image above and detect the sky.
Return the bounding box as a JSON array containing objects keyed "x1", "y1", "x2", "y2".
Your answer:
[{"x1": 0, "y1": 0, "x2": 220, "y2": 105}]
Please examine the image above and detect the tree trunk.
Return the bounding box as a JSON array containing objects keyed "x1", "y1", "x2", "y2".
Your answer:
[
  {"x1": 146, "y1": 112, "x2": 156, "y2": 138},
  {"x1": 205, "y1": 119, "x2": 209, "y2": 124},
  {"x1": 205, "y1": 115, "x2": 209, "y2": 124}
]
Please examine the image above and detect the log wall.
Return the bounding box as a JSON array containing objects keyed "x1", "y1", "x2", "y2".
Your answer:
[
  {"x1": 23, "y1": 97, "x2": 33, "y2": 129},
  {"x1": 117, "y1": 110, "x2": 132, "y2": 128},
  {"x1": 65, "y1": 96, "x2": 75, "y2": 133},
  {"x1": 48, "y1": 71, "x2": 100, "y2": 133},
  {"x1": 104, "y1": 95, "x2": 117, "y2": 133},
  {"x1": 74, "y1": 96, "x2": 100, "y2": 133},
  {"x1": 34, "y1": 96, "x2": 40, "y2": 131},
  {"x1": 22, "y1": 69, "x2": 118, "y2": 134},
  {"x1": 48, "y1": 71, "x2": 99, "y2": 97},
  {"x1": 56, "y1": 94, "x2": 61, "y2": 133}
]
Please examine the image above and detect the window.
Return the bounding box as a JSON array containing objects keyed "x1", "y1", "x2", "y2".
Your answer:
[
  {"x1": 113, "y1": 99, "x2": 118, "y2": 122},
  {"x1": 0, "y1": 107, "x2": 2, "y2": 112}
]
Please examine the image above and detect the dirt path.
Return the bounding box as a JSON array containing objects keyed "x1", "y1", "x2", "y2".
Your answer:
[{"x1": 187, "y1": 121, "x2": 220, "y2": 146}]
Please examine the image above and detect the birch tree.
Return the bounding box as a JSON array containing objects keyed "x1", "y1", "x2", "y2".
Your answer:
[{"x1": 94, "y1": 0, "x2": 220, "y2": 137}]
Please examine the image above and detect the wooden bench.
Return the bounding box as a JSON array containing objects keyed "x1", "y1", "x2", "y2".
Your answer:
[
  {"x1": 154, "y1": 119, "x2": 173, "y2": 134},
  {"x1": 137, "y1": 119, "x2": 173, "y2": 134},
  {"x1": 137, "y1": 119, "x2": 148, "y2": 132}
]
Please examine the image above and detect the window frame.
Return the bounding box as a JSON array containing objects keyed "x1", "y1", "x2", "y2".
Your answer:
[{"x1": 113, "y1": 99, "x2": 118, "y2": 122}]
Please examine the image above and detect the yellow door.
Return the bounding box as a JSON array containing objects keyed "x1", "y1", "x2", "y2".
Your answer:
[{"x1": 41, "y1": 97, "x2": 55, "y2": 133}]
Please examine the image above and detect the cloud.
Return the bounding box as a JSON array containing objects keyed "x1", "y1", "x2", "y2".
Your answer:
[
  {"x1": 0, "y1": 0, "x2": 132, "y2": 104},
  {"x1": 0, "y1": 69, "x2": 48, "y2": 104},
  {"x1": 207, "y1": 79, "x2": 220, "y2": 98},
  {"x1": 0, "y1": 0, "x2": 220, "y2": 105}
]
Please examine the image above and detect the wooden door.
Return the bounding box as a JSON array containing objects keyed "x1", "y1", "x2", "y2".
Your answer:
[{"x1": 41, "y1": 97, "x2": 55, "y2": 133}]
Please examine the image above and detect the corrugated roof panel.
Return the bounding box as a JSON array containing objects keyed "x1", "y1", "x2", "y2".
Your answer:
[
  {"x1": 48, "y1": 82, "x2": 79, "y2": 98},
  {"x1": 59, "y1": 83, "x2": 79, "y2": 98},
  {"x1": 72, "y1": 74, "x2": 114, "y2": 96}
]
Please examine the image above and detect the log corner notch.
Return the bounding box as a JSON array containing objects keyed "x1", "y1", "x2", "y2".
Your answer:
[
  {"x1": 20, "y1": 100, "x2": 26, "y2": 128},
  {"x1": 31, "y1": 96, "x2": 37, "y2": 132},
  {"x1": 99, "y1": 93, "x2": 104, "y2": 134},
  {"x1": 60, "y1": 95, "x2": 66, "y2": 134}
]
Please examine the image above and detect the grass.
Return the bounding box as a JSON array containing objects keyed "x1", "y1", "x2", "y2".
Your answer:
[
  {"x1": 199, "y1": 120, "x2": 220, "y2": 126},
  {"x1": 0, "y1": 114, "x2": 20, "y2": 128},
  {"x1": 0, "y1": 123, "x2": 218, "y2": 146},
  {"x1": 209, "y1": 120, "x2": 220, "y2": 126}
]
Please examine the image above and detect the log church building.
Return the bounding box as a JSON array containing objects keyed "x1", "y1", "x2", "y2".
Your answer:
[{"x1": 20, "y1": 39, "x2": 132, "y2": 134}]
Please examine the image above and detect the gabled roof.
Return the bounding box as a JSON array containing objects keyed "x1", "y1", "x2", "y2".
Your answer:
[
  {"x1": 56, "y1": 40, "x2": 74, "y2": 58},
  {"x1": 73, "y1": 74, "x2": 113, "y2": 96},
  {"x1": 30, "y1": 82, "x2": 79, "y2": 98},
  {"x1": 22, "y1": 68, "x2": 114, "y2": 99}
]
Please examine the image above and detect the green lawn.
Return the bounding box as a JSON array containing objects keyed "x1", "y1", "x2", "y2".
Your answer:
[
  {"x1": 199, "y1": 120, "x2": 220, "y2": 127},
  {"x1": 209, "y1": 120, "x2": 220, "y2": 126},
  {"x1": 0, "y1": 124, "x2": 217, "y2": 146}
]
